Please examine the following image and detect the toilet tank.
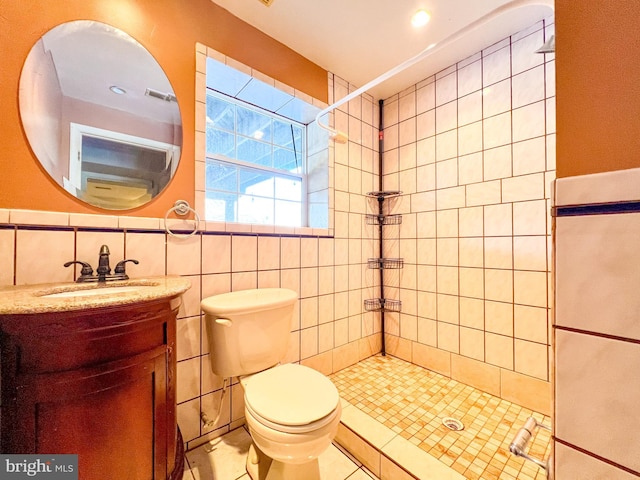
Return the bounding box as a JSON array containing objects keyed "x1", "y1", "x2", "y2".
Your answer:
[{"x1": 201, "y1": 288, "x2": 298, "y2": 378}]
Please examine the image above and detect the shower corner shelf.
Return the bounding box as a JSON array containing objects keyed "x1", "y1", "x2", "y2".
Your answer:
[
  {"x1": 366, "y1": 190, "x2": 402, "y2": 199},
  {"x1": 365, "y1": 213, "x2": 402, "y2": 226},
  {"x1": 364, "y1": 298, "x2": 402, "y2": 312},
  {"x1": 367, "y1": 258, "x2": 404, "y2": 270}
]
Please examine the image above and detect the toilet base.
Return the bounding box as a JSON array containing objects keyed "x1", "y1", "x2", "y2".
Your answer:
[{"x1": 246, "y1": 443, "x2": 321, "y2": 480}]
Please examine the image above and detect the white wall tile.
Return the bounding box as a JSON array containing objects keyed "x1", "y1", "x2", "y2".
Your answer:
[
  {"x1": 436, "y1": 186, "x2": 465, "y2": 210},
  {"x1": 513, "y1": 236, "x2": 547, "y2": 271},
  {"x1": 555, "y1": 442, "x2": 639, "y2": 480},
  {"x1": 485, "y1": 300, "x2": 513, "y2": 335},
  {"x1": 502, "y1": 173, "x2": 545, "y2": 203},
  {"x1": 556, "y1": 330, "x2": 640, "y2": 472},
  {"x1": 435, "y1": 101, "x2": 457, "y2": 134},
  {"x1": 484, "y1": 236, "x2": 512, "y2": 269},
  {"x1": 484, "y1": 203, "x2": 513, "y2": 236},
  {"x1": 513, "y1": 200, "x2": 547, "y2": 236},
  {"x1": 513, "y1": 137, "x2": 546, "y2": 176},
  {"x1": 514, "y1": 304, "x2": 548, "y2": 344},
  {"x1": 483, "y1": 145, "x2": 512, "y2": 181},
  {"x1": 459, "y1": 238, "x2": 484, "y2": 268},
  {"x1": 458, "y1": 121, "x2": 483, "y2": 156},
  {"x1": 466, "y1": 181, "x2": 501, "y2": 207},
  {"x1": 555, "y1": 166, "x2": 640, "y2": 207},
  {"x1": 459, "y1": 207, "x2": 483, "y2": 237},
  {"x1": 511, "y1": 30, "x2": 544, "y2": 75},
  {"x1": 483, "y1": 79, "x2": 511, "y2": 118},
  {"x1": 484, "y1": 268, "x2": 513, "y2": 303},
  {"x1": 435, "y1": 71, "x2": 457, "y2": 106},
  {"x1": 0, "y1": 229, "x2": 15, "y2": 286},
  {"x1": 436, "y1": 158, "x2": 458, "y2": 189},
  {"x1": 416, "y1": 82, "x2": 435, "y2": 114},
  {"x1": 514, "y1": 339, "x2": 547, "y2": 379},
  {"x1": 126, "y1": 231, "x2": 166, "y2": 277},
  {"x1": 514, "y1": 270, "x2": 547, "y2": 307},
  {"x1": 458, "y1": 60, "x2": 482, "y2": 97},
  {"x1": 458, "y1": 152, "x2": 483, "y2": 185},
  {"x1": 512, "y1": 65, "x2": 545, "y2": 108},
  {"x1": 512, "y1": 101, "x2": 546, "y2": 142},
  {"x1": 457, "y1": 91, "x2": 482, "y2": 126},
  {"x1": 482, "y1": 46, "x2": 511, "y2": 86},
  {"x1": 435, "y1": 129, "x2": 458, "y2": 161},
  {"x1": 16, "y1": 229, "x2": 75, "y2": 285},
  {"x1": 556, "y1": 213, "x2": 640, "y2": 340},
  {"x1": 167, "y1": 234, "x2": 201, "y2": 276},
  {"x1": 483, "y1": 112, "x2": 512, "y2": 149}
]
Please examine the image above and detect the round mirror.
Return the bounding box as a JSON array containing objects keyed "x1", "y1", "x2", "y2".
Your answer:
[{"x1": 19, "y1": 21, "x2": 182, "y2": 210}]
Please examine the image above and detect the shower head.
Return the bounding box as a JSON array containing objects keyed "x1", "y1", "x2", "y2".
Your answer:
[{"x1": 535, "y1": 35, "x2": 555, "y2": 54}]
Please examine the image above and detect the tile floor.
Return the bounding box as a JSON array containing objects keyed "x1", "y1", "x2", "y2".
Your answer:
[
  {"x1": 182, "y1": 426, "x2": 377, "y2": 480},
  {"x1": 330, "y1": 355, "x2": 551, "y2": 480},
  {"x1": 182, "y1": 354, "x2": 551, "y2": 480}
]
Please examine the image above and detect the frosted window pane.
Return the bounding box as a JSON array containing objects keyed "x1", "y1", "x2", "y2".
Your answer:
[
  {"x1": 275, "y1": 176, "x2": 301, "y2": 201},
  {"x1": 237, "y1": 137, "x2": 271, "y2": 167},
  {"x1": 206, "y1": 161, "x2": 237, "y2": 191},
  {"x1": 237, "y1": 195, "x2": 274, "y2": 225},
  {"x1": 206, "y1": 129, "x2": 235, "y2": 158},
  {"x1": 237, "y1": 106, "x2": 272, "y2": 141},
  {"x1": 206, "y1": 96, "x2": 234, "y2": 131},
  {"x1": 205, "y1": 191, "x2": 237, "y2": 222},
  {"x1": 273, "y1": 147, "x2": 299, "y2": 172},
  {"x1": 240, "y1": 169, "x2": 274, "y2": 196}
]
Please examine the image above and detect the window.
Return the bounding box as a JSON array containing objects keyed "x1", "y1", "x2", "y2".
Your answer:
[
  {"x1": 202, "y1": 54, "x2": 330, "y2": 229},
  {"x1": 205, "y1": 93, "x2": 305, "y2": 226}
]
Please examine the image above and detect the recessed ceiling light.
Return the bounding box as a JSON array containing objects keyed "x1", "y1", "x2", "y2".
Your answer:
[
  {"x1": 411, "y1": 9, "x2": 431, "y2": 28},
  {"x1": 109, "y1": 85, "x2": 126, "y2": 95}
]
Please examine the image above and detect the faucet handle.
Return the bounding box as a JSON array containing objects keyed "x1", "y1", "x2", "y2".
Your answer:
[
  {"x1": 114, "y1": 259, "x2": 139, "y2": 276},
  {"x1": 64, "y1": 260, "x2": 94, "y2": 279}
]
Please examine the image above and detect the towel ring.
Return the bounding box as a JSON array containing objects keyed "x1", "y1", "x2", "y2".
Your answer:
[{"x1": 164, "y1": 200, "x2": 200, "y2": 239}]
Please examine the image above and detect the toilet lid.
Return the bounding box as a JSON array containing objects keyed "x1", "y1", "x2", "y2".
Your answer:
[{"x1": 243, "y1": 364, "x2": 340, "y2": 426}]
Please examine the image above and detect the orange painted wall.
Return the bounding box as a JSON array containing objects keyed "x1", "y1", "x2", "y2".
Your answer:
[
  {"x1": 555, "y1": 0, "x2": 640, "y2": 178},
  {"x1": 0, "y1": 0, "x2": 327, "y2": 217}
]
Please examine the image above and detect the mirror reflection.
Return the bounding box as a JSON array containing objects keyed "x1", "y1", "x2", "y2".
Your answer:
[{"x1": 19, "y1": 20, "x2": 182, "y2": 210}]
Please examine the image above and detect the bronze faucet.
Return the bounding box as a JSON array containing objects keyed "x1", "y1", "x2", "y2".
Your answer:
[{"x1": 64, "y1": 244, "x2": 139, "y2": 283}]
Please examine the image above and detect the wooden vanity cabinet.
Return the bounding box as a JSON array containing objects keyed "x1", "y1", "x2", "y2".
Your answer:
[{"x1": 0, "y1": 296, "x2": 184, "y2": 480}]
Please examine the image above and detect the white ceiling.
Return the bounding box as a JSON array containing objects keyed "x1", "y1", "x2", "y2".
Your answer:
[{"x1": 210, "y1": 0, "x2": 554, "y2": 100}]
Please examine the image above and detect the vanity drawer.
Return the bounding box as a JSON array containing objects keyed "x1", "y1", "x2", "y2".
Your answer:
[{"x1": 0, "y1": 298, "x2": 177, "y2": 374}]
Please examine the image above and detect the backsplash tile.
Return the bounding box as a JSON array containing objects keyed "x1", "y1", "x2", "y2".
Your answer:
[
  {"x1": 0, "y1": 229, "x2": 15, "y2": 286},
  {"x1": 15, "y1": 228, "x2": 75, "y2": 284}
]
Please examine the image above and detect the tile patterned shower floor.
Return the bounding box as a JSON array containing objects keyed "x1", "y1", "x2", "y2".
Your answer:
[{"x1": 330, "y1": 355, "x2": 551, "y2": 480}]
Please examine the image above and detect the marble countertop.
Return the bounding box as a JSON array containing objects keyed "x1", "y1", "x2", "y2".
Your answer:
[{"x1": 0, "y1": 276, "x2": 192, "y2": 315}]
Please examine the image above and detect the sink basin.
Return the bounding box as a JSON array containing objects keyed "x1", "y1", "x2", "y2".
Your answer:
[{"x1": 41, "y1": 285, "x2": 151, "y2": 298}]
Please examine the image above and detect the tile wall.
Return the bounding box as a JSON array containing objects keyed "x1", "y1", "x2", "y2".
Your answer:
[
  {"x1": 554, "y1": 167, "x2": 640, "y2": 478},
  {"x1": 379, "y1": 19, "x2": 555, "y2": 415}
]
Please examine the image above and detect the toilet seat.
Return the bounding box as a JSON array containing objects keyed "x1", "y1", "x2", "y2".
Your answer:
[{"x1": 243, "y1": 363, "x2": 340, "y2": 433}]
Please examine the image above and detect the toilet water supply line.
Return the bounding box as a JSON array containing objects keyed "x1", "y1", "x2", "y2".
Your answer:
[
  {"x1": 201, "y1": 377, "x2": 229, "y2": 428},
  {"x1": 314, "y1": 0, "x2": 554, "y2": 141}
]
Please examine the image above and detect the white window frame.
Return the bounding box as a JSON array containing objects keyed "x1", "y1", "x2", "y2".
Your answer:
[{"x1": 203, "y1": 91, "x2": 308, "y2": 227}]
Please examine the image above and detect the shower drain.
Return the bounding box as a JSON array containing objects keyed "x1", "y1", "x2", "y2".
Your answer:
[{"x1": 442, "y1": 417, "x2": 464, "y2": 431}]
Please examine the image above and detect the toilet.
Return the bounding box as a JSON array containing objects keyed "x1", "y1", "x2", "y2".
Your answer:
[{"x1": 201, "y1": 288, "x2": 342, "y2": 480}]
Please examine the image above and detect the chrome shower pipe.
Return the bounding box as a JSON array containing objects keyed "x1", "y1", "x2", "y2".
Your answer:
[{"x1": 315, "y1": 0, "x2": 555, "y2": 141}]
